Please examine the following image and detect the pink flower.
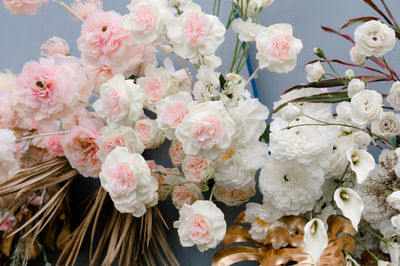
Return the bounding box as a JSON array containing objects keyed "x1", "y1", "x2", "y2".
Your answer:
[
  {"x1": 169, "y1": 139, "x2": 185, "y2": 166},
  {"x1": 182, "y1": 12, "x2": 211, "y2": 46},
  {"x1": 71, "y1": 0, "x2": 102, "y2": 20},
  {"x1": 40, "y1": 36, "x2": 70, "y2": 57},
  {"x1": 103, "y1": 162, "x2": 139, "y2": 195},
  {"x1": 140, "y1": 77, "x2": 165, "y2": 102},
  {"x1": 0, "y1": 212, "x2": 16, "y2": 233},
  {"x1": 28, "y1": 193, "x2": 49, "y2": 206},
  {"x1": 214, "y1": 184, "x2": 255, "y2": 206},
  {"x1": 46, "y1": 135, "x2": 64, "y2": 157},
  {"x1": 266, "y1": 34, "x2": 292, "y2": 62},
  {"x1": 3, "y1": 0, "x2": 47, "y2": 16},
  {"x1": 62, "y1": 119, "x2": 102, "y2": 177},
  {"x1": 182, "y1": 156, "x2": 214, "y2": 183},
  {"x1": 171, "y1": 184, "x2": 202, "y2": 209},
  {"x1": 77, "y1": 10, "x2": 136, "y2": 68},
  {"x1": 190, "y1": 117, "x2": 224, "y2": 150},
  {"x1": 186, "y1": 214, "x2": 213, "y2": 244},
  {"x1": 135, "y1": 119, "x2": 165, "y2": 149}
]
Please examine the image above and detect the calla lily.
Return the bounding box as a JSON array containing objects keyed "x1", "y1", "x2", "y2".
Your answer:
[
  {"x1": 346, "y1": 147, "x2": 375, "y2": 184},
  {"x1": 345, "y1": 253, "x2": 360, "y2": 266},
  {"x1": 391, "y1": 214, "x2": 400, "y2": 234},
  {"x1": 303, "y1": 218, "x2": 328, "y2": 264},
  {"x1": 388, "y1": 243, "x2": 400, "y2": 266},
  {"x1": 334, "y1": 187, "x2": 364, "y2": 231},
  {"x1": 378, "y1": 260, "x2": 392, "y2": 266}
]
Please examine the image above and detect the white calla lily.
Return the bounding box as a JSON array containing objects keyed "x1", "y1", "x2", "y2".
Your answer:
[
  {"x1": 346, "y1": 148, "x2": 375, "y2": 184},
  {"x1": 334, "y1": 187, "x2": 364, "y2": 231},
  {"x1": 303, "y1": 218, "x2": 328, "y2": 264},
  {"x1": 389, "y1": 243, "x2": 400, "y2": 266},
  {"x1": 345, "y1": 253, "x2": 360, "y2": 266}
]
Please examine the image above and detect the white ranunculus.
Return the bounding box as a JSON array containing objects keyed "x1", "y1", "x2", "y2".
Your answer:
[
  {"x1": 135, "y1": 119, "x2": 165, "y2": 149},
  {"x1": 306, "y1": 61, "x2": 325, "y2": 82},
  {"x1": 175, "y1": 101, "x2": 235, "y2": 159},
  {"x1": 354, "y1": 20, "x2": 395, "y2": 57},
  {"x1": 173, "y1": 200, "x2": 226, "y2": 252},
  {"x1": 347, "y1": 78, "x2": 365, "y2": 98},
  {"x1": 345, "y1": 69, "x2": 356, "y2": 79},
  {"x1": 192, "y1": 66, "x2": 221, "y2": 102},
  {"x1": 352, "y1": 130, "x2": 372, "y2": 149},
  {"x1": 346, "y1": 148, "x2": 375, "y2": 184},
  {"x1": 97, "y1": 125, "x2": 145, "y2": 161},
  {"x1": 336, "y1": 101, "x2": 353, "y2": 132},
  {"x1": 326, "y1": 135, "x2": 353, "y2": 178},
  {"x1": 279, "y1": 103, "x2": 301, "y2": 122},
  {"x1": 256, "y1": 23, "x2": 303, "y2": 73},
  {"x1": 371, "y1": 112, "x2": 400, "y2": 139},
  {"x1": 93, "y1": 74, "x2": 145, "y2": 126},
  {"x1": 334, "y1": 187, "x2": 364, "y2": 231},
  {"x1": 388, "y1": 82, "x2": 400, "y2": 110},
  {"x1": 349, "y1": 46, "x2": 366, "y2": 65},
  {"x1": 304, "y1": 218, "x2": 328, "y2": 264},
  {"x1": 351, "y1": 89, "x2": 382, "y2": 127},
  {"x1": 99, "y1": 147, "x2": 158, "y2": 217},
  {"x1": 232, "y1": 18, "x2": 264, "y2": 42},
  {"x1": 0, "y1": 129, "x2": 18, "y2": 177}
]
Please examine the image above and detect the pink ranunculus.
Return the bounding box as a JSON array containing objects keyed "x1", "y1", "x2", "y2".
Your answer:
[
  {"x1": 3, "y1": 0, "x2": 47, "y2": 16},
  {"x1": 182, "y1": 12, "x2": 212, "y2": 46},
  {"x1": 77, "y1": 10, "x2": 136, "y2": 68},
  {"x1": 190, "y1": 117, "x2": 224, "y2": 150},
  {"x1": 0, "y1": 212, "x2": 16, "y2": 233},
  {"x1": 71, "y1": 0, "x2": 102, "y2": 20},
  {"x1": 182, "y1": 156, "x2": 213, "y2": 183},
  {"x1": 46, "y1": 135, "x2": 64, "y2": 157},
  {"x1": 61, "y1": 119, "x2": 102, "y2": 177},
  {"x1": 169, "y1": 139, "x2": 185, "y2": 167},
  {"x1": 171, "y1": 184, "x2": 202, "y2": 209},
  {"x1": 186, "y1": 213, "x2": 213, "y2": 244},
  {"x1": 40, "y1": 36, "x2": 70, "y2": 57}
]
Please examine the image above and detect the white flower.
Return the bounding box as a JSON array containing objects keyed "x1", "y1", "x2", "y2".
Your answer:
[
  {"x1": 371, "y1": 112, "x2": 400, "y2": 139},
  {"x1": 354, "y1": 20, "x2": 395, "y2": 57},
  {"x1": 387, "y1": 191, "x2": 400, "y2": 211},
  {"x1": 349, "y1": 46, "x2": 366, "y2": 65},
  {"x1": 135, "y1": 119, "x2": 165, "y2": 149},
  {"x1": 233, "y1": 0, "x2": 274, "y2": 16},
  {"x1": 244, "y1": 203, "x2": 273, "y2": 243},
  {"x1": 336, "y1": 101, "x2": 352, "y2": 126},
  {"x1": 326, "y1": 135, "x2": 353, "y2": 178},
  {"x1": 347, "y1": 78, "x2": 365, "y2": 98},
  {"x1": 192, "y1": 66, "x2": 220, "y2": 102},
  {"x1": 182, "y1": 155, "x2": 214, "y2": 183},
  {"x1": 391, "y1": 214, "x2": 400, "y2": 232},
  {"x1": 256, "y1": 23, "x2": 303, "y2": 73},
  {"x1": 166, "y1": 2, "x2": 225, "y2": 59},
  {"x1": 175, "y1": 101, "x2": 235, "y2": 159},
  {"x1": 97, "y1": 125, "x2": 145, "y2": 161},
  {"x1": 93, "y1": 74, "x2": 144, "y2": 126},
  {"x1": 156, "y1": 92, "x2": 195, "y2": 140},
  {"x1": 388, "y1": 243, "x2": 400, "y2": 266},
  {"x1": 189, "y1": 54, "x2": 222, "y2": 69},
  {"x1": 278, "y1": 103, "x2": 301, "y2": 122},
  {"x1": 352, "y1": 130, "x2": 372, "y2": 149},
  {"x1": 345, "y1": 253, "x2": 360, "y2": 266},
  {"x1": 232, "y1": 18, "x2": 264, "y2": 42},
  {"x1": 387, "y1": 82, "x2": 400, "y2": 110},
  {"x1": 169, "y1": 0, "x2": 188, "y2": 9},
  {"x1": 346, "y1": 147, "x2": 375, "y2": 184},
  {"x1": 122, "y1": 0, "x2": 173, "y2": 45},
  {"x1": 351, "y1": 89, "x2": 382, "y2": 127},
  {"x1": 377, "y1": 260, "x2": 392, "y2": 266},
  {"x1": 334, "y1": 187, "x2": 364, "y2": 231},
  {"x1": 304, "y1": 218, "x2": 328, "y2": 264},
  {"x1": 0, "y1": 129, "x2": 18, "y2": 177},
  {"x1": 99, "y1": 147, "x2": 158, "y2": 217},
  {"x1": 306, "y1": 61, "x2": 325, "y2": 82},
  {"x1": 221, "y1": 73, "x2": 250, "y2": 104},
  {"x1": 173, "y1": 200, "x2": 226, "y2": 252},
  {"x1": 345, "y1": 69, "x2": 356, "y2": 79},
  {"x1": 169, "y1": 139, "x2": 185, "y2": 167}
]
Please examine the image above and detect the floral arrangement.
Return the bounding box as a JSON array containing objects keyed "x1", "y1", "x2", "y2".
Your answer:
[{"x1": 1, "y1": 0, "x2": 400, "y2": 265}]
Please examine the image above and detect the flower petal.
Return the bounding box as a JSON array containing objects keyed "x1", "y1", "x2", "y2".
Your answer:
[
  {"x1": 334, "y1": 187, "x2": 364, "y2": 231},
  {"x1": 304, "y1": 218, "x2": 328, "y2": 264}
]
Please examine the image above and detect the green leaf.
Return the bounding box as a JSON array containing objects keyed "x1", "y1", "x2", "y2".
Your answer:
[
  {"x1": 340, "y1": 16, "x2": 380, "y2": 30},
  {"x1": 259, "y1": 125, "x2": 270, "y2": 143},
  {"x1": 219, "y1": 74, "x2": 226, "y2": 89}
]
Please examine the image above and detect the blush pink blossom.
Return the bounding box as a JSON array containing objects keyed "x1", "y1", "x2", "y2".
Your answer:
[
  {"x1": 46, "y1": 135, "x2": 64, "y2": 157},
  {"x1": 140, "y1": 77, "x2": 165, "y2": 102},
  {"x1": 130, "y1": 3, "x2": 157, "y2": 34},
  {"x1": 77, "y1": 10, "x2": 136, "y2": 68},
  {"x1": 214, "y1": 184, "x2": 255, "y2": 206},
  {"x1": 186, "y1": 214, "x2": 213, "y2": 244},
  {"x1": 40, "y1": 36, "x2": 70, "y2": 57},
  {"x1": 71, "y1": 0, "x2": 102, "y2": 20},
  {"x1": 191, "y1": 117, "x2": 224, "y2": 150},
  {"x1": 104, "y1": 162, "x2": 139, "y2": 195},
  {"x1": 182, "y1": 156, "x2": 213, "y2": 183},
  {"x1": 135, "y1": 119, "x2": 165, "y2": 149},
  {"x1": 3, "y1": 0, "x2": 47, "y2": 16},
  {"x1": 163, "y1": 103, "x2": 189, "y2": 128},
  {"x1": 182, "y1": 12, "x2": 211, "y2": 46},
  {"x1": 266, "y1": 34, "x2": 292, "y2": 62},
  {"x1": 169, "y1": 139, "x2": 185, "y2": 166},
  {"x1": 171, "y1": 184, "x2": 202, "y2": 209}
]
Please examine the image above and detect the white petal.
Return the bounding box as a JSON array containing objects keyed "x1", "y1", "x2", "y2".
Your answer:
[
  {"x1": 389, "y1": 243, "x2": 400, "y2": 266},
  {"x1": 304, "y1": 218, "x2": 328, "y2": 264},
  {"x1": 345, "y1": 253, "x2": 360, "y2": 266},
  {"x1": 346, "y1": 148, "x2": 375, "y2": 183},
  {"x1": 334, "y1": 187, "x2": 364, "y2": 231}
]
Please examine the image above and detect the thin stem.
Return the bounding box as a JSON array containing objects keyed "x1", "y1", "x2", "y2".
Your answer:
[
  {"x1": 381, "y1": 56, "x2": 397, "y2": 81},
  {"x1": 380, "y1": 0, "x2": 399, "y2": 30},
  {"x1": 209, "y1": 185, "x2": 216, "y2": 201},
  {"x1": 336, "y1": 162, "x2": 350, "y2": 190},
  {"x1": 360, "y1": 224, "x2": 390, "y2": 245},
  {"x1": 177, "y1": 56, "x2": 195, "y2": 86},
  {"x1": 52, "y1": 0, "x2": 84, "y2": 22},
  {"x1": 346, "y1": 233, "x2": 380, "y2": 263},
  {"x1": 229, "y1": 35, "x2": 241, "y2": 73},
  {"x1": 282, "y1": 122, "x2": 368, "y2": 134},
  {"x1": 326, "y1": 60, "x2": 346, "y2": 85},
  {"x1": 245, "y1": 67, "x2": 260, "y2": 87},
  {"x1": 216, "y1": 0, "x2": 221, "y2": 17},
  {"x1": 16, "y1": 131, "x2": 70, "y2": 142}
]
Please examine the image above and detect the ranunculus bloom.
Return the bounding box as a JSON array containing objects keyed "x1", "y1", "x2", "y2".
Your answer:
[
  {"x1": 169, "y1": 139, "x2": 185, "y2": 167},
  {"x1": 171, "y1": 183, "x2": 202, "y2": 209},
  {"x1": 347, "y1": 78, "x2": 365, "y2": 98},
  {"x1": 182, "y1": 155, "x2": 214, "y2": 183},
  {"x1": 71, "y1": 0, "x2": 102, "y2": 20},
  {"x1": 14, "y1": 55, "x2": 92, "y2": 122},
  {"x1": 305, "y1": 61, "x2": 324, "y2": 82},
  {"x1": 135, "y1": 119, "x2": 165, "y2": 149},
  {"x1": 77, "y1": 10, "x2": 136, "y2": 68},
  {"x1": 256, "y1": 23, "x2": 303, "y2": 73},
  {"x1": 46, "y1": 135, "x2": 64, "y2": 157},
  {"x1": 350, "y1": 89, "x2": 382, "y2": 127},
  {"x1": 173, "y1": 200, "x2": 226, "y2": 252},
  {"x1": 40, "y1": 36, "x2": 70, "y2": 57},
  {"x1": 62, "y1": 119, "x2": 102, "y2": 177},
  {"x1": 371, "y1": 112, "x2": 400, "y2": 139},
  {"x1": 3, "y1": 0, "x2": 47, "y2": 16}
]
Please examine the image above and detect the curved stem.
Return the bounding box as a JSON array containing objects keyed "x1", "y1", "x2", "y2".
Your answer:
[{"x1": 52, "y1": 0, "x2": 84, "y2": 22}]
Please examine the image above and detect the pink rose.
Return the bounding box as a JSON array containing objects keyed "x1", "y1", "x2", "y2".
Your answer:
[
  {"x1": 169, "y1": 139, "x2": 185, "y2": 167},
  {"x1": 3, "y1": 0, "x2": 47, "y2": 16},
  {"x1": 40, "y1": 36, "x2": 70, "y2": 57},
  {"x1": 62, "y1": 119, "x2": 102, "y2": 177},
  {"x1": 182, "y1": 156, "x2": 214, "y2": 183},
  {"x1": 77, "y1": 10, "x2": 136, "y2": 68}
]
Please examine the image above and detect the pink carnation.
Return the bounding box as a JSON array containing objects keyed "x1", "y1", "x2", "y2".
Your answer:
[
  {"x1": 169, "y1": 139, "x2": 185, "y2": 167},
  {"x1": 77, "y1": 10, "x2": 136, "y2": 68},
  {"x1": 40, "y1": 36, "x2": 70, "y2": 57},
  {"x1": 3, "y1": 0, "x2": 47, "y2": 16},
  {"x1": 46, "y1": 135, "x2": 64, "y2": 157},
  {"x1": 61, "y1": 119, "x2": 102, "y2": 177},
  {"x1": 71, "y1": 0, "x2": 102, "y2": 20}
]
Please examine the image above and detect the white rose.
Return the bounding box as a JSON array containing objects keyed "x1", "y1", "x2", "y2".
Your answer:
[
  {"x1": 279, "y1": 103, "x2": 301, "y2": 122},
  {"x1": 387, "y1": 191, "x2": 400, "y2": 211},
  {"x1": 97, "y1": 125, "x2": 145, "y2": 161},
  {"x1": 347, "y1": 78, "x2": 365, "y2": 98},
  {"x1": 336, "y1": 101, "x2": 353, "y2": 132},
  {"x1": 175, "y1": 101, "x2": 235, "y2": 159},
  {"x1": 349, "y1": 46, "x2": 366, "y2": 65},
  {"x1": 371, "y1": 112, "x2": 400, "y2": 139},
  {"x1": 354, "y1": 20, "x2": 395, "y2": 57},
  {"x1": 351, "y1": 89, "x2": 382, "y2": 127},
  {"x1": 135, "y1": 119, "x2": 165, "y2": 149},
  {"x1": 306, "y1": 61, "x2": 325, "y2": 82},
  {"x1": 352, "y1": 130, "x2": 372, "y2": 149},
  {"x1": 232, "y1": 18, "x2": 264, "y2": 42},
  {"x1": 256, "y1": 23, "x2": 303, "y2": 73},
  {"x1": 387, "y1": 82, "x2": 400, "y2": 110},
  {"x1": 173, "y1": 200, "x2": 226, "y2": 252},
  {"x1": 345, "y1": 69, "x2": 356, "y2": 79},
  {"x1": 93, "y1": 74, "x2": 145, "y2": 126},
  {"x1": 99, "y1": 147, "x2": 158, "y2": 217}
]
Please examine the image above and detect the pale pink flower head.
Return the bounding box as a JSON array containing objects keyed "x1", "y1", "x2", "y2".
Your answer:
[
  {"x1": 135, "y1": 119, "x2": 165, "y2": 149},
  {"x1": 169, "y1": 139, "x2": 185, "y2": 167},
  {"x1": 28, "y1": 192, "x2": 49, "y2": 206},
  {"x1": 172, "y1": 184, "x2": 202, "y2": 209},
  {"x1": 182, "y1": 156, "x2": 214, "y2": 183},
  {"x1": 191, "y1": 117, "x2": 224, "y2": 150},
  {"x1": 77, "y1": 10, "x2": 136, "y2": 68},
  {"x1": 103, "y1": 161, "x2": 139, "y2": 196},
  {"x1": 61, "y1": 119, "x2": 102, "y2": 177},
  {"x1": 214, "y1": 182, "x2": 256, "y2": 206},
  {"x1": 40, "y1": 36, "x2": 70, "y2": 57},
  {"x1": 3, "y1": 0, "x2": 47, "y2": 16},
  {"x1": 46, "y1": 135, "x2": 64, "y2": 157},
  {"x1": 71, "y1": 0, "x2": 102, "y2": 20},
  {"x1": 182, "y1": 12, "x2": 211, "y2": 46},
  {"x1": 0, "y1": 212, "x2": 16, "y2": 233}
]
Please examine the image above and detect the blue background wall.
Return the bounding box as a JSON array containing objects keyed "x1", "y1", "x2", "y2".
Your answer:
[{"x1": 1, "y1": 0, "x2": 400, "y2": 265}]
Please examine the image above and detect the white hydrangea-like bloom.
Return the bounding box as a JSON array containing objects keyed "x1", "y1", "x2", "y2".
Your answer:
[
  {"x1": 192, "y1": 66, "x2": 221, "y2": 102},
  {"x1": 99, "y1": 147, "x2": 158, "y2": 217},
  {"x1": 166, "y1": 2, "x2": 225, "y2": 59},
  {"x1": 175, "y1": 101, "x2": 235, "y2": 159},
  {"x1": 371, "y1": 112, "x2": 400, "y2": 140},
  {"x1": 351, "y1": 89, "x2": 382, "y2": 127},
  {"x1": 156, "y1": 91, "x2": 195, "y2": 140},
  {"x1": 122, "y1": 0, "x2": 173, "y2": 45},
  {"x1": 93, "y1": 74, "x2": 145, "y2": 126},
  {"x1": 259, "y1": 158, "x2": 325, "y2": 216},
  {"x1": 354, "y1": 20, "x2": 395, "y2": 57},
  {"x1": 97, "y1": 125, "x2": 145, "y2": 161},
  {"x1": 347, "y1": 78, "x2": 365, "y2": 98},
  {"x1": 387, "y1": 82, "x2": 400, "y2": 110},
  {"x1": 305, "y1": 61, "x2": 325, "y2": 82},
  {"x1": 326, "y1": 135, "x2": 353, "y2": 178},
  {"x1": 256, "y1": 23, "x2": 303, "y2": 73},
  {"x1": 244, "y1": 203, "x2": 274, "y2": 243},
  {"x1": 345, "y1": 69, "x2": 356, "y2": 79},
  {"x1": 135, "y1": 119, "x2": 165, "y2": 149},
  {"x1": 0, "y1": 129, "x2": 18, "y2": 177},
  {"x1": 232, "y1": 18, "x2": 264, "y2": 42},
  {"x1": 173, "y1": 200, "x2": 226, "y2": 252}
]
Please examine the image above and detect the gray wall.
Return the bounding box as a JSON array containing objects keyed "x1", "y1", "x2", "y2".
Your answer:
[{"x1": 2, "y1": 0, "x2": 400, "y2": 265}]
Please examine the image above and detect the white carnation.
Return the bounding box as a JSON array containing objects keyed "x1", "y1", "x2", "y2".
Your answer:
[
  {"x1": 306, "y1": 61, "x2": 325, "y2": 82},
  {"x1": 232, "y1": 18, "x2": 264, "y2": 42}
]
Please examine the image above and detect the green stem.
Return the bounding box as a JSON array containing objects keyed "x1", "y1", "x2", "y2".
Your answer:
[
  {"x1": 229, "y1": 35, "x2": 241, "y2": 73},
  {"x1": 337, "y1": 162, "x2": 350, "y2": 189},
  {"x1": 236, "y1": 42, "x2": 249, "y2": 73},
  {"x1": 346, "y1": 233, "x2": 380, "y2": 263},
  {"x1": 360, "y1": 224, "x2": 390, "y2": 245},
  {"x1": 216, "y1": 0, "x2": 221, "y2": 17},
  {"x1": 326, "y1": 60, "x2": 346, "y2": 85},
  {"x1": 381, "y1": 56, "x2": 397, "y2": 81}
]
